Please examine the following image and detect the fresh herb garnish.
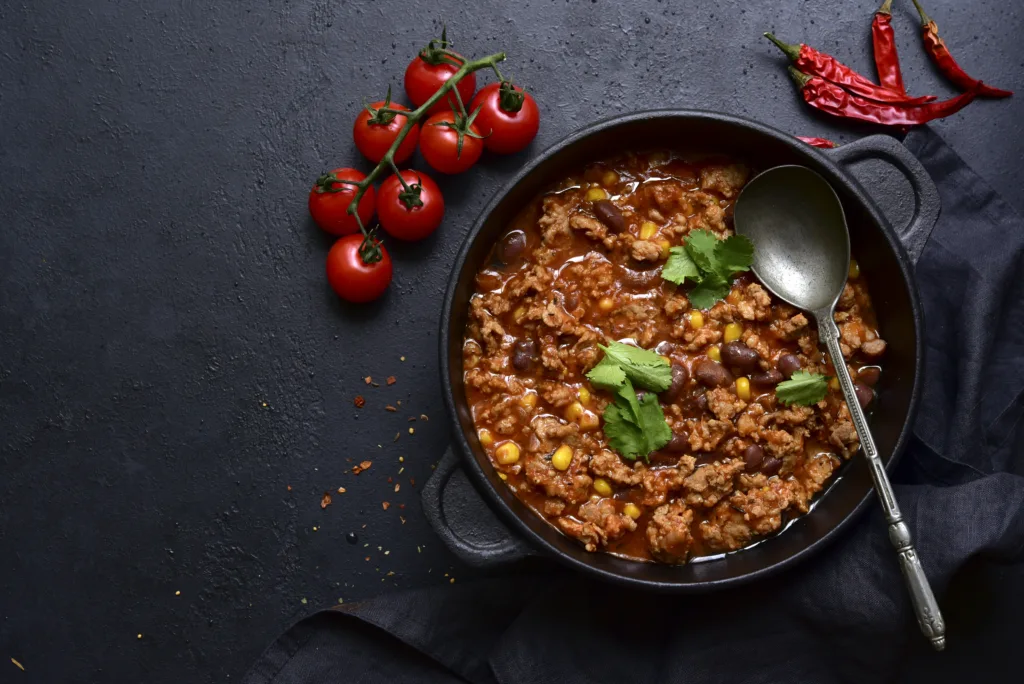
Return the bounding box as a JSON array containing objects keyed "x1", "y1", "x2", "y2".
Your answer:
[
  {"x1": 586, "y1": 341, "x2": 672, "y2": 393},
  {"x1": 603, "y1": 379, "x2": 673, "y2": 461},
  {"x1": 662, "y1": 229, "x2": 755, "y2": 309},
  {"x1": 776, "y1": 371, "x2": 830, "y2": 406}
]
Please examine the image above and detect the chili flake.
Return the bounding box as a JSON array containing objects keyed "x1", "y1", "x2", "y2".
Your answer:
[
  {"x1": 364, "y1": 376, "x2": 372, "y2": 385},
  {"x1": 321, "y1": 492, "x2": 332, "y2": 509},
  {"x1": 337, "y1": 486, "x2": 346, "y2": 494},
  {"x1": 354, "y1": 395, "x2": 365, "y2": 408},
  {"x1": 381, "y1": 501, "x2": 390, "y2": 510},
  {"x1": 287, "y1": 485, "x2": 292, "y2": 492},
  {"x1": 386, "y1": 376, "x2": 396, "y2": 385},
  {"x1": 352, "y1": 460, "x2": 372, "y2": 475}
]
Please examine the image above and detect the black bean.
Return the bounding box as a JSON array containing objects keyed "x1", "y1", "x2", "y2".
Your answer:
[
  {"x1": 720, "y1": 342, "x2": 760, "y2": 371},
  {"x1": 854, "y1": 382, "x2": 874, "y2": 409},
  {"x1": 511, "y1": 339, "x2": 538, "y2": 371},
  {"x1": 665, "y1": 432, "x2": 689, "y2": 452},
  {"x1": 593, "y1": 199, "x2": 626, "y2": 233},
  {"x1": 750, "y1": 369, "x2": 784, "y2": 386},
  {"x1": 660, "y1": 363, "x2": 690, "y2": 403},
  {"x1": 761, "y1": 456, "x2": 782, "y2": 477},
  {"x1": 498, "y1": 229, "x2": 527, "y2": 263},
  {"x1": 777, "y1": 354, "x2": 801, "y2": 379},
  {"x1": 744, "y1": 444, "x2": 765, "y2": 471},
  {"x1": 857, "y1": 366, "x2": 881, "y2": 387},
  {"x1": 693, "y1": 358, "x2": 734, "y2": 388}
]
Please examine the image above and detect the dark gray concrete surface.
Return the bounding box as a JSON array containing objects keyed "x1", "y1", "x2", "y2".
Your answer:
[{"x1": 1, "y1": 1, "x2": 1021, "y2": 681}]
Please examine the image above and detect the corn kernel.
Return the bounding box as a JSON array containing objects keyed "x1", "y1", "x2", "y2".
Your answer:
[
  {"x1": 578, "y1": 386, "x2": 591, "y2": 406},
  {"x1": 849, "y1": 259, "x2": 860, "y2": 279},
  {"x1": 495, "y1": 441, "x2": 520, "y2": 465},
  {"x1": 640, "y1": 221, "x2": 658, "y2": 240},
  {"x1": 658, "y1": 239, "x2": 671, "y2": 259},
  {"x1": 601, "y1": 170, "x2": 620, "y2": 188},
  {"x1": 498, "y1": 472, "x2": 507, "y2": 481},
  {"x1": 579, "y1": 411, "x2": 600, "y2": 431},
  {"x1": 829, "y1": 377, "x2": 841, "y2": 391},
  {"x1": 623, "y1": 503, "x2": 642, "y2": 520},
  {"x1": 724, "y1": 322, "x2": 743, "y2": 343},
  {"x1": 551, "y1": 445, "x2": 573, "y2": 471},
  {"x1": 513, "y1": 306, "x2": 526, "y2": 322},
  {"x1": 598, "y1": 296, "x2": 615, "y2": 312},
  {"x1": 478, "y1": 429, "x2": 494, "y2": 448},
  {"x1": 565, "y1": 401, "x2": 585, "y2": 422},
  {"x1": 689, "y1": 311, "x2": 704, "y2": 329},
  {"x1": 593, "y1": 478, "x2": 613, "y2": 497},
  {"x1": 520, "y1": 393, "x2": 538, "y2": 410},
  {"x1": 736, "y1": 377, "x2": 751, "y2": 401},
  {"x1": 659, "y1": 355, "x2": 671, "y2": 365},
  {"x1": 707, "y1": 345, "x2": 721, "y2": 362},
  {"x1": 586, "y1": 186, "x2": 608, "y2": 202}
]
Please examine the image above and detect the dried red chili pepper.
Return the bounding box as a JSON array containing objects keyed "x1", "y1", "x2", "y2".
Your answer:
[
  {"x1": 796, "y1": 136, "x2": 838, "y2": 149},
  {"x1": 765, "y1": 33, "x2": 934, "y2": 105},
  {"x1": 911, "y1": 0, "x2": 1012, "y2": 98},
  {"x1": 787, "y1": 67, "x2": 980, "y2": 127},
  {"x1": 871, "y1": 0, "x2": 907, "y2": 96}
]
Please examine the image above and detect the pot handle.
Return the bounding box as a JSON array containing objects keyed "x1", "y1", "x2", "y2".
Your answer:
[
  {"x1": 421, "y1": 446, "x2": 536, "y2": 567},
  {"x1": 824, "y1": 134, "x2": 940, "y2": 264}
]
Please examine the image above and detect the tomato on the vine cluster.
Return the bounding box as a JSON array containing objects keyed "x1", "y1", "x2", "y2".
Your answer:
[
  {"x1": 378, "y1": 170, "x2": 445, "y2": 241},
  {"x1": 353, "y1": 101, "x2": 420, "y2": 164},
  {"x1": 470, "y1": 83, "x2": 540, "y2": 154},
  {"x1": 326, "y1": 235, "x2": 393, "y2": 303},
  {"x1": 419, "y1": 112, "x2": 483, "y2": 174},
  {"x1": 308, "y1": 168, "x2": 376, "y2": 236},
  {"x1": 404, "y1": 31, "x2": 477, "y2": 116}
]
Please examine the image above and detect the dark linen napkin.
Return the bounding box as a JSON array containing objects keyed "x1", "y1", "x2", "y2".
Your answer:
[{"x1": 244, "y1": 128, "x2": 1024, "y2": 684}]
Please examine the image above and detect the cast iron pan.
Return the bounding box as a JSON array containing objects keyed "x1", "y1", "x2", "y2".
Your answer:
[{"x1": 427, "y1": 111, "x2": 938, "y2": 592}]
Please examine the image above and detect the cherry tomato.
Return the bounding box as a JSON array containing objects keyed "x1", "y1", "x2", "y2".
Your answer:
[
  {"x1": 352, "y1": 101, "x2": 420, "y2": 164},
  {"x1": 308, "y1": 168, "x2": 376, "y2": 236},
  {"x1": 326, "y1": 235, "x2": 393, "y2": 303},
  {"x1": 419, "y1": 112, "x2": 483, "y2": 175},
  {"x1": 470, "y1": 83, "x2": 540, "y2": 154},
  {"x1": 405, "y1": 54, "x2": 476, "y2": 116},
  {"x1": 378, "y1": 170, "x2": 445, "y2": 241}
]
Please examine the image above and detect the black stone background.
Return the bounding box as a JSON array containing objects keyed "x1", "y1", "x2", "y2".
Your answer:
[{"x1": 1, "y1": 0, "x2": 1021, "y2": 681}]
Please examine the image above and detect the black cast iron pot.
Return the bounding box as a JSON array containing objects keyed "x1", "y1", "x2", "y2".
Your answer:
[{"x1": 426, "y1": 111, "x2": 938, "y2": 592}]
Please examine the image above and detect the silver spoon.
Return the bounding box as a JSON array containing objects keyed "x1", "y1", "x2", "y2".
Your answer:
[{"x1": 733, "y1": 165, "x2": 946, "y2": 651}]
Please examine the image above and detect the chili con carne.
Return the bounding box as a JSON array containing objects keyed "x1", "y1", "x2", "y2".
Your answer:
[
  {"x1": 911, "y1": 0, "x2": 1012, "y2": 99},
  {"x1": 765, "y1": 33, "x2": 933, "y2": 105},
  {"x1": 788, "y1": 66, "x2": 980, "y2": 127}
]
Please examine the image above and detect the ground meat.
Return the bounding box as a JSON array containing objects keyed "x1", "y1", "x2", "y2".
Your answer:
[
  {"x1": 540, "y1": 382, "x2": 576, "y2": 408},
  {"x1": 524, "y1": 450, "x2": 592, "y2": 504},
  {"x1": 646, "y1": 182, "x2": 682, "y2": 214},
  {"x1": 589, "y1": 449, "x2": 644, "y2": 486},
  {"x1": 543, "y1": 499, "x2": 566, "y2": 516},
  {"x1": 538, "y1": 196, "x2": 571, "y2": 245},
  {"x1": 775, "y1": 313, "x2": 808, "y2": 340},
  {"x1": 683, "y1": 459, "x2": 745, "y2": 507},
  {"x1": 688, "y1": 418, "x2": 733, "y2": 452},
  {"x1": 556, "y1": 517, "x2": 602, "y2": 552},
  {"x1": 640, "y1": 456, "x2": 695, "y2": 506},
  {"x1": 569, "y1": 213, "x2": 608, "y2": 242},
  {"x1": 699, "y1": 163, "x2": 749, "y2": 198},
  {"x1": 762, "y1": 427, "x2": 805, "y2": 459},
  {"x1": 678, "y1": 325, "x2": 723, "y2": 351},
  {"x1": 700, "y1": 502, "x2": 753, "y2": 552},
  {"x1": 734, "y1": 283, "x2": 772, "y2": 321},
  {"x1": 646, "y1": 501, "x2": 695, "y2": 563},
  {"x1": 706, "y1": 388, "x2": 747, "y2": 421},
  {"x1": 664, "y1": 295, "x2": 690, "y2": 318},
  {"x1": 728, "y1": 477, "x2": 793, "y2": 534},
  {"x1": 791, "y1": 453, "x2": 840, "y2": 511},
  {"x1": 529, "y1": 415, "x2": 578, "y2": 453},
  {"x1": 630, "y1": 239, "x2": 662, "y2": 262},
  {"x1": 829, "y1": 407, "x2": 860, "y2": 457},
  {"x1": 837, "y1": 283, "x2": 856, "y2": 310},
  {"x1": 578, "y1": 498, "x2": 637, "y2": 543}
]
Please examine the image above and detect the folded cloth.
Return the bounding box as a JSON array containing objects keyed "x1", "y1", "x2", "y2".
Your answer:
[{"x1": 244, "y1": 128, "x2": 1024, "y2": 684}]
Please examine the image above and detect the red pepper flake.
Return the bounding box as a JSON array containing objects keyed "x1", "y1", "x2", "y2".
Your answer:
[
  {"x1": 364, "y1": 376, "x2": 372, "y2": 385},
  {"x1": 321, "y1": 492, "x2": 332, "y2": 509},
  {"x1": 365, "y1": 556, "x2": 370, "y2": 561},
  {"x1": 396, "y1": 400, "x2": 402, "y2": 406},
  {"x1": 409, "y1": 478, "x2": 416, "y2": 487},
  {"x1": 352, "y1": 460, "x2": 373, "y2": 475},
  {"x1": 286, "y1": 485, "x2": 292, "y2": 492},
  {"x1": 408, "y1": 416, "x2": 417, "y2": 422},
  {"x1": 386, "y1": 376, "x2": 396, "y2": 385},
  {"x1": 354, "y1": 395, "x2": 365, "y2": 408},
  {"x1": 385, "y1": 405, "x2": 397, "y2": 412},
  {"x1": 337, "y1": 486, "x2": 346, "y2": 494},
  {"x1": 382, "y1": 501, "x2": 390, "y2": 510},
  {"x1": 399, "y1": 504, "x2": 406, "y2": 510},
  {"x1": 387, "y1": 476, "x2": 393, "y2": 483}
]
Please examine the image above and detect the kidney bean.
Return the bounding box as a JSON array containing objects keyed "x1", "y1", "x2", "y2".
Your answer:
[
  {"x1": 761, "y1": 456, "x2": 782, "y2": 477},
  {"x1": 693, "y1": 358, "x2": 734, "y2": 388},
  {"x1": 777, "y1": 354, "x2": 801, "y2": 379},
  {"x1": 720, "y1": 342, "x2": 760, "y2": 371},
  {"x1": 593, "y1": 199, "x2": 626, "y2": 233},
  {"x1": 660, "y1": 363, "x2": 690, "y2": 403},
  {"x1": 511, "y1": 339, "x2": 537, "y2": 371},
  {"x1": 750, "y1": 369, "x2": 783, "y2": 386},
  {"x1": 563, "y1": 291, "x2": 579, "y2": 312},
  {"x1": 665, "y1": 432, "x2": 689, "y2": 452},
  {"x1": 744, "y1": 444, "x2": 765, "y2": 471},
  {"x1": 854, "y1": 382, "x2": 874, "y2": 409},
  {"x1": 499, "y1": 229, "x2": 527, "y2": 263},
  {"x1": 694, "y1": 393, "x2": 709, "y2": 413},
  {"x1": 857, "y1": 366, "x2": 881, "y2": 387}
]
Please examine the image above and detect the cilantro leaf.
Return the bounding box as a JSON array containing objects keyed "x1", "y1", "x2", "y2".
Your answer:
[
  {"x1": 713, "y1": 234, "x2": 754, "y2": 277},
  {"x1": 683, "y1": 229, "x2": 720, "y2": 273},
  {"x1": 662, "y1": 246, "x2": 701, "y2": 285},
  {"x1": 687, "y1": 272, "x2": 731, "y2": 310},
  {"x1": 585, "y1": 356, "x2": 626, "y2": 392},
  {"x1": 598, "y1": 341, "x2": 671, "y2": 392},
  {"x1": 602, "y1": 379, "x2": 672, "y2": 460},
  {"x1": 776, "y1": 371, "x2": 830, "y2": 406}
]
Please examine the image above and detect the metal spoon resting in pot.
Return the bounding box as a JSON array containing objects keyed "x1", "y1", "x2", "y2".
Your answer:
[{"x1": 733, "y1": 165, "x2": 945, "y2": 651}]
